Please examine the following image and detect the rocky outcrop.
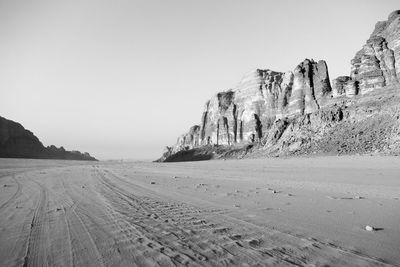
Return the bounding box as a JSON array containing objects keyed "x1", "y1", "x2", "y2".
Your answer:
[
  {"x1": 175, "y1": 125, "x2": 201, "y2": 151},
  {"x1": 159, "y1": 10, "x2": 400, "y2": 162},
  {"x1": 333, "y1": 10, "x2": 400, "y2": 96},
  {"x1": 332, "y1": 76, "x2": 358, "y2": 97},
  {"x1": 197, "y1": 59, "x2": 331, "y2": 147},
  {"x1": 0, "y1": 116, "x2": 97, "y2": 161},
  {"x1": 158, "y1": 59, "x2": 332, "y2": 160}
]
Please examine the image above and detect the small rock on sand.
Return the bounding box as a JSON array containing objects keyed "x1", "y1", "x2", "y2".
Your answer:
[
  {"x1": 365, "y1": 225, "x2": 375, "y2": 231},
  {"x1": 151, "y1": 181, "x2": 156, "y2": 184}
]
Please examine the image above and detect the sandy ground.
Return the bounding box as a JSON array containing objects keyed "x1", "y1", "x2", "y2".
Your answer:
[{"x1": 0, "y1": 157, "x2": 399, "y2": 266}]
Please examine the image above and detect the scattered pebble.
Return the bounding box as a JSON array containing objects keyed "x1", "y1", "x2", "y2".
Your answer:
[
  {"x1": 354, "y1": 196, "x2": 364, "y2": 199},
  {"x1": 286, "y1": 193, "x2": 293, "y2": 196},
  {"x1": 173, "y1": 176, "x2": 178, "y2": 179},
  {"x1": 151, "y1": 181, "x2": 156, "y2": 185},
  {"x1": 233, "y1": 204, "x2": 240, "y2": 208},
  {"x1": 56, "y1": 208, "x2": 62, "y2": 211},
  {"x1": 270, "y1": 190, "x2": 277, "y2": 194}
]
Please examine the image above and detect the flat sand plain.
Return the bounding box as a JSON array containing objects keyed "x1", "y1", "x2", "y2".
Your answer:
[{"x1": 0, "y1": 156, "x2": 399, "y2": 266}]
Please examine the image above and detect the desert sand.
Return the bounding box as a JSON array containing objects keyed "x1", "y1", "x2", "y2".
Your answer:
[{"x1": 0, "y1": 156, "x2": 399, "y2": 266}]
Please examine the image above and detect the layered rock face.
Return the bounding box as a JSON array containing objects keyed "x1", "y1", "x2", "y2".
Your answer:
[
  {"x1": 333, "y1": 10, "x2": 400, "y2": 96},
  {"x1": 171, "y1": 59, "x2": 331, "y2": 150},
  {"x1": 332, "y1": 76, "x2": 357, "y2": 97},
  {"x1": 175, "y1": 125, "x2": 200, "y2": 151},
  {"x1": 0, "y1": 116, "x2": 97, "y2": 161}
]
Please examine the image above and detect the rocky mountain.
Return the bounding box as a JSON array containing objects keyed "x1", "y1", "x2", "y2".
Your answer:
[
  {"x1": 0, "y1": 116, "x2": 97, "y2": 161},
  {"x1": 158, "y1": 10, "x2": 400, "y2": 162}
]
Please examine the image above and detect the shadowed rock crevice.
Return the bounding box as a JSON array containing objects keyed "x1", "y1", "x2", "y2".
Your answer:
[
  {"x1": 233, "y1": 104, "x2": 238, "y2": 143},
  {"x1": 254, "y1": 114, "x2": 262, "y2": 141}
]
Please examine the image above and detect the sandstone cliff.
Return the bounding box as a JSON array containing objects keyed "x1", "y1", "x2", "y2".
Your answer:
[
  {"x1": 158, "y1": 10, "x2": 400, "y2": 162},
  {"x1": 332, "y1": 10, "x2": 400, "y2": 96},
  {"x1": 0, "y1": 116, "x2": 97, "y2": 161}
]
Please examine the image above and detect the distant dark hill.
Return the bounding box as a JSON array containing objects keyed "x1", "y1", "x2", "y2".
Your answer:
[{"x1": 0, "y1": 116, "x2": 97, "y2": 161}]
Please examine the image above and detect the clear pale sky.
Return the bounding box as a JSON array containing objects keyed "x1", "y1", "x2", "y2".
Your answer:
[{"x1": 0, "y1": 0, "x2": 398, "y2": 160}]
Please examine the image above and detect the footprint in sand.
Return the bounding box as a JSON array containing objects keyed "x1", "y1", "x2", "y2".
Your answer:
[
  {"x1": 212, "y1": 227, "x2": 231, "y2": 234},
  {"x1": 247, "y1": 239, "x2": 262, "y2": 247},
  {"x1": 229, "y1": 234, "x2": 242, "y2": 240}
]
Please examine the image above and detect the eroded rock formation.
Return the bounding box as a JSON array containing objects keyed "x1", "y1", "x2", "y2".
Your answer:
[
  {"x1": 173, "y1": 59, "x2": 331, "y2": 150},
  {"x1": 197, "y1": 59, "x2": 331, "y2": 147},
  {"x1": 159, "y1": 10, "x2": 400, "y2": 161},
  {"x1": 0, "y1": 116, "x2": 97, "y2": 160},
  {"x1": 332, "y1": 76, "x2": 357, "y2": 97},
  {"x1": 333, "y1": 10, "x2": 400, "y2": 96}
]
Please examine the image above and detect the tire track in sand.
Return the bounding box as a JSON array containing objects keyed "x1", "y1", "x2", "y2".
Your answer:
[
  {"x1": 94, "y1": 167, "x2": 394, "y2": 267},
  {"x1": 94, "y1": 168, "x2": 305, "y2": 266},
  {"x1": 0, "y1": 175, "x2": 22, "y2": 212},
  {"x1": 22, "y1": 181, "x2": 47, "y2": 267},
  {"x1": 61, "y1": 176, "x2": 105, "y2": 267}
]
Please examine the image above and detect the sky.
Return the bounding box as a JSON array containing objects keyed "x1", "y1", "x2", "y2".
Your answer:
[{"x1": 0, "y1": 0, "x2": 399, "y2": 160}]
